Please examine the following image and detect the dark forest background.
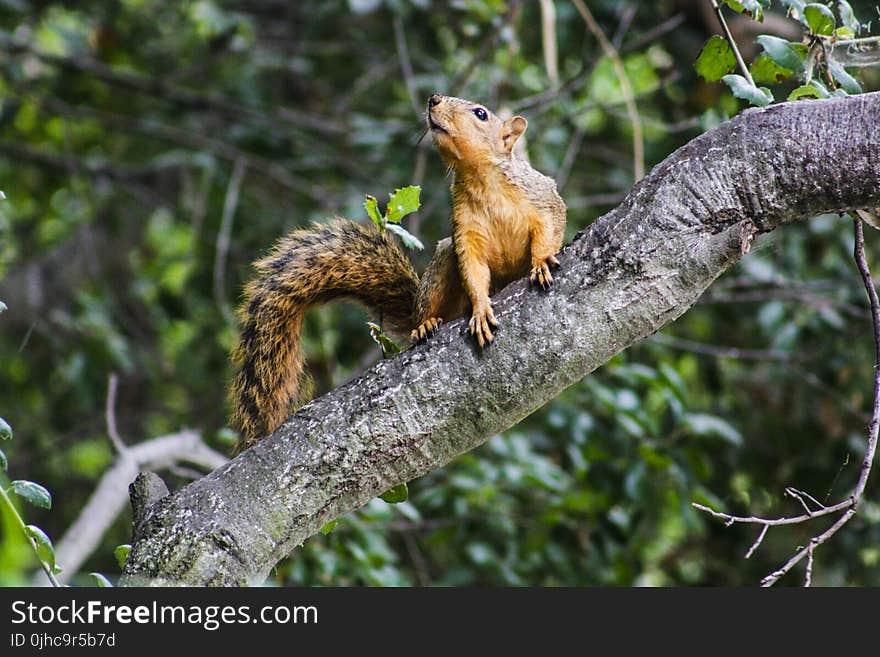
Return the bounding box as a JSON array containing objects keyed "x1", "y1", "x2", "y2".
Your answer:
[{"x1": 2, "y1": 0, "x2": 880, "y2": 586}]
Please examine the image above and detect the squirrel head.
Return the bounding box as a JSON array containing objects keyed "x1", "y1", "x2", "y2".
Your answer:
[{"x1": 426, "y1": 94, "x2": 527, "y2": 172}]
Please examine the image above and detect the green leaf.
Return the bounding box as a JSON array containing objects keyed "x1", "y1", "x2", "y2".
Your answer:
[
  {"x1": 756, "y1": 35, "x2": 805, "y2": 74},
  {"x1": 24, "y1": 525, "x2": 56, "y2": 569},
  {"x1": 695, "y1": 35, "x2": 736, "y2": 82},
  {"x1": 215, "y1": 427, "x2": 238, "y2": 446},
  {"x1": 114, "y1": 544, "x2": 131, "y2": 570},
  {"x1": 386, "y1": 223, "x2": 424, "y2": 250},
  {"x1": 781, "y1": 0, "x2": 806, "y2": 21},
  {"x1": 749, "y1": 53, "x2": 794, "y2": 84},
  {"x1": 828, "y1": 59, "x2": 862, "y2": 94},
  {"x1": 684, "y1": 413, "x2": 743, "y2": 446},
  {"x1": 788, "y1": 86, "x2": 820, "y2": 100},
  {"x1": 364, "y1": 195, "x2": 383, "y2": 230},
  {"x1": 723, "y1": 0, "x2": 768, "y2": 21},
  {"x1": 804, "y1": 3, "x2": 835, "y2": 35},
  {"x1": 367, "y1": 321, "x2": 402, "y2": 356},
  {"x1": 834, "y1": 26, "x2": 855, "y2": 39},
  {"x1": 386, "y1": 185, "x2": 421, "y2": 224},
  {"x1": 88, "y1": 572, "x2": 114, "y2": 587},
  {"x1": 787, "y1": 81, "x2": 828, "y2": 100},
  {"x1": 722, "y1": 74, "x2": 773, "y2": 106},
  {"x1": 319, "y1": 519, "x2": 338, "y2": 535},
  {"x1": 0, "y1": 448, "x2": 6, "y2": 472},
  {"x1": 11, "y1": 480, "x2": 52, "y2": 509},
  {"x1": 379, "y1": 482, "x2": 408, "y2": 503},
  {"x1": 837, "y1": 1, "x2": 858, "y2": 32},
  {"x1": 0, "y1": 417, "x2": 11, "y2": 440}
]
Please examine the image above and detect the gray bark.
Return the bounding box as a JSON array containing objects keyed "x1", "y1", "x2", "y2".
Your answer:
[
  {"x1": 122, "y1": 92, "x2": 880, "y2": 586},
  {"x1": 33, "y1": 431, "x2": 226, "y2": 586}
]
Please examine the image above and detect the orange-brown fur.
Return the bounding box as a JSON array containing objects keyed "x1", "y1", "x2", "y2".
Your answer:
[
  {"x1": 422, "y1": 94, "x2": 566, "y2": 346},
  {"x1": 229, "y1": 94, "x2": 566, "y2": 452}
]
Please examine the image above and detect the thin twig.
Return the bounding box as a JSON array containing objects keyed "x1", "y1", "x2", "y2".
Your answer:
[
  {"x1": 450, "y1": 20, "x2": 504, "y2": 95},
  {"x1": 28, "y1": 93, "x2": 330, "y2": 203},
  {"x1": 760, "y1": 510, "x2": 853, "y2": 586},
  {"x1": 784, "y1": 487, "x2": 814, "y2": 515},
  {"x1": 829, "y1": 35, "x2": 880, "y2": 67},
  {"x1": 786, "y1": 487, "x2": 825, "y2": 511},
  {"x1": 105, "y1": 373, "x2": 126, "y2": 454},
  {"x1": 696, "y1": 218, "x2": 880, "y2": 586},
  {"x1": 700, "y1": 287, "x2": 864, "y2": 318},
  {"x1": 393, "y1": 15, "x2": 421, "y2": 117},
  {"x1": 708, "y1": 0, "x2": 756, "y2": 86},
  {"x1": 611, "y1": 6, "x2": 637, "y2": 50},
  {"x1": 572, "y1": 0, "x2": 644, "y2": 180},
  {"x1": 556, "y1": 124, "x2": 585, "y2": 191},
  {"x1": 32, "y1": 430, "x2": 227, "y2": 586},
  {"x1": 214, "y1": 158, "x2": 247, "y2": 326},
  {"x1": 0, "y1": 31, "x2": 343, "y2": 137},
  {"x1": 692, "y1": 499, "x2": 852, "y2": 527},
  {"x1": 402, "y1": 531, "x2": 431, "y2": 587},
  {"x1": 620, "y1": 12, "x2": 686, "y2": 54},
  {"x1": 744, "y1": 524, "x2": 768, "y2": 559},
  {"x1": 539, "y1": 0, "x2": 560, "y2": 86},
  {"x1": 762, "y1": 219, "x2": 880, "y2": 585},
  {"x1": 804, "y1": 543, "x2": 814, "y2": 587},
  {"x1": 785, "y1": 364, "x2": 870, "y2": 423},
  {"x1": 652, "y1": 334, "x2": 797, "y2": 362}
]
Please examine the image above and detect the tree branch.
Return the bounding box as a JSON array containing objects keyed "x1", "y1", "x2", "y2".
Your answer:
[
  {"x1": 34, "y1": 430, "x2": 226, "y2": 586},
  {"x1": 0, "y1": 30, "x2": 344, "y2": 138},
  {"x1": 123, "y1": 93, "x2": 880, "y2": 586},
  {"x1": 572, "y1": 0, "x2": 645, "y2": 181},
  {"x1": 694, "y1": 216, "x2": 880, "y2": 586}
]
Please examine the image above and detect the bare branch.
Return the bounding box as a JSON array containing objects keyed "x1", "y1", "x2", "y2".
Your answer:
[
  {"x1": 122, "y1": 93, "x2": 880, "y2": 586},
  {"x1": 105, "y1": 373, "x2": 127, "y2": 454},
  {"x1": 708, "y1": 0, "x2": 756, "y2": 87},
  {"x1": 804, "y1": 543, "x2": 814, "y2": 587},
  {"x1": 620, "y1": 12, "x2": 685, "y2": 54},
  {"x1": 0, "y1": 30, "x2": 343, "y2": 137},
  {"x1": 214, "y1": 158, "x2": 247, "y2": 326},
  {"x1": 572, "y1": 0, "x2": 645, "y2": 180},
  {"x1": 744, "y1": 524, "x2": 768, "y2": 559},
  {"x1": 652, "y1": 334, "x2": 798, "y2": 362},
  {"x1": 696, "y1": 216, "x2": 880, "y2": 586},
  {"x1": 33, "y1": 430, "x2": 227, "y2": 586},
  {"x1": 829, "y1": 35, "x2": 880, "y2": 68},
  {"x1": 539, "y1": 0, "x2": 559, "y2": 86},
  {"x1": 393, "y1": 15, "x2": 422, "y2": 117}
]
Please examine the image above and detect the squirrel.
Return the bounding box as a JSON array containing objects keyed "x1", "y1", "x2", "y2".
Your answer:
[{"x1": 229, "y1": 94, "x2": 567, "y2": 453}]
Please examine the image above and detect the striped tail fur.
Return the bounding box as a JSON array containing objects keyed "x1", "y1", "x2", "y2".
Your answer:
[{"x1": 229, "y1": 220, "x2": 419, "y2": 453}]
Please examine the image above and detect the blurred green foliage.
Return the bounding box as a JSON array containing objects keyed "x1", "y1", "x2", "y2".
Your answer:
[{"x1": 1, "y1": 0, "x2": 879, "y2": 586}]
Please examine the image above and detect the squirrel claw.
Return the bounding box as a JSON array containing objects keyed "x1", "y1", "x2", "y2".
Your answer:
[
  {"x1": 530, "y1": 259, "x2": 556, "y2": 291},
  {"x1": 411, "y1": 317, "x2": 443, "y2": 344},
  {"x1": 468, "y1": 306, "x2": 498, "y2": 348}
]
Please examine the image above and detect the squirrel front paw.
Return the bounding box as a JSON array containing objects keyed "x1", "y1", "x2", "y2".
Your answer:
[
  {"x1": 468, "y1": 304, "x2": 498, "y2": 348},
  {"x1": 411, "y1": 317, "x2": 443, "y2": 344},
  {"x1": 529, "y1": 255, "x2": 560, "y2": 291}
]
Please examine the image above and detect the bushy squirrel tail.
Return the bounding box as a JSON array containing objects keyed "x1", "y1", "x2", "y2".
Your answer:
[{"x1": 229, "y1": 219, "x2": 419, "y2": 453}]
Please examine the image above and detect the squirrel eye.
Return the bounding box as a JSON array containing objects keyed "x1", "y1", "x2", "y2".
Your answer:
[{"x1": 471, "y1": 107, "x2": 488, "y2": 121}]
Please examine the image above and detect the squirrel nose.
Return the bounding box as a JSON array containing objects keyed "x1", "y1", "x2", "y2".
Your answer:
[{"x1": 428, "y1": 94, "x2": 442, "y2": 108}]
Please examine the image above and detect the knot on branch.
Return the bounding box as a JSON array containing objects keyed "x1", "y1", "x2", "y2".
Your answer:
[{"x1": 129, "y1": 471, "x2": 170, "y2": 536}]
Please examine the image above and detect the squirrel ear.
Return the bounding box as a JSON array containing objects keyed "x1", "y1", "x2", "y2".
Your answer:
[{"x1": 501, "y1": 116, "x2": 528, "y2": 153}]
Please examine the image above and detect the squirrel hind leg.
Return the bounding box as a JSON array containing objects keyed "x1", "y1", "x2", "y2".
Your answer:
[{"x1": 411, "y1": 317, "x2": 444, "y2": 344}]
